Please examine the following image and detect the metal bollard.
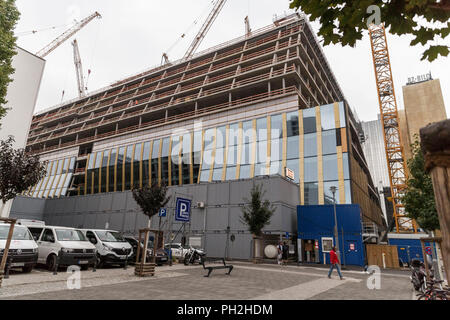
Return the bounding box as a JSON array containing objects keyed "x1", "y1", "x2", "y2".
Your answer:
[
  {"x1": 53, "y1": 250, "x2": 61, "y2": 275},
  {"x1": 92, "y1": 254, "x2": 97, "y2": 272},
  {"x1": 123, "y1": 253, "x2": 128, "y2": 270},
  {"x1": 4, "y1": 255, "x2": 12, "y2": 279}
]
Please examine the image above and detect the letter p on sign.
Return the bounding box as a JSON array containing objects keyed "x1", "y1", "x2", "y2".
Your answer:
[{"x1": 175, "y1": 197, "x2": 191, "y2": 222}]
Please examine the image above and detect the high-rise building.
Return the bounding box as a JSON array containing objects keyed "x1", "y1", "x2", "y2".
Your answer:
[
  {"x1": 401, "y1": 76, "x2": 447, "y2": 160},
  {"x1": 13, "y1": 14, "x2": 384, "y2": 258},
  {"x1": 0, "y1": 47, "x2": 45, "y2": 218},
  {"x1": 361, "y1": 117, "x2": 391, "y2": 224}
]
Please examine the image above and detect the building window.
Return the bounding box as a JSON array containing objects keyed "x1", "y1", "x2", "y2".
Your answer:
[
  {"x1": 181, "y1": 133, "x2": 192, "y2": 185},
  {"x1": 324, "y1": 181, "x2": 339, "y2": 204},
  {"x1": 323, "y1": 154, "x2": 339, "y2": 182},
  {"x1": 322, "y1": 129, "x2": 337, "y2": 155},
  {"x1": 193, "y1": 131, "x2": 202, "y2": 182},
  {"x1": 304, "y1": 157, "x2": 318, "y2": 182},
  {"x1": 305, "y1": 182, "x2": 318, "y2": 205},
  {"x1": 303, "y1": 108, "x2": 316, "y2": 134},
  {"x1": 171, "y1": 136, "x2": 181, "y2": 186},
  {"x1": 133, "y1": 143, "x2": 142, "y2": 188},
  {"x1": 343, "y1": 153, "x2": 350, "y2": 180},
  {"x1": 339, "y1": 102, "x2": 346, "y2": 128},
  {"x1": 108, "y1": 148, "x2": 117, "y2": 192},
  {"x1": 116, "y1": 147, "x2": 125, "y2": 191},
  {"x1": 286, "y1": 158, "x2": 299, "y2": 183},
  {"x1": 101, "y1": 150, "x2": 110, "y2": 193},
  {"x1": 161, "y1": 138, "x2": 170, "y2": 185},
  {"x1": 286, "y1": 111, "x2": 299, "y2": 137},
  {"x1": 304, "y1": 133, "x2": 317, "y2": 157},
  {"x1": 124, "y1": 145, "x2": 133, "y2": 190},
  {"x1": 287, "y1": 135, "x2": 299, "y2": 160},
  {"x1": 320, "y1": 103, "x2": 335, "y2": 131},
  {"x1": 142, "y1": 142, "x2": 151, "y2": 187},
  {"x1": 151, "y1": 139, "x2": 160, "y2": 185}
]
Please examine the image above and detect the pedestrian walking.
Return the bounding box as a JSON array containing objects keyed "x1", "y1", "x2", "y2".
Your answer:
[
  {"x1": 277, "y1": 241, "x2": 283, "y2": 265},
  {"x1": 282, "y1": 241, "x2": 289, "y2": 265},
  {"x1": 328, "y1": 246, "x2": 344, "y2": 280}
]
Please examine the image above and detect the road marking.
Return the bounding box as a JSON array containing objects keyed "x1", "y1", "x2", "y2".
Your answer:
[
  {"x1": 235, "y1": 265, "x2": 361, "y2": 282},
  {"x1": 251, "y1": 277, "x2": 347, "y2": 300}
]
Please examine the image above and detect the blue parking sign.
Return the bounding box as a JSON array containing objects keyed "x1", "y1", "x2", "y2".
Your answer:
[
  {"x1": 175, "y1": 198, "x2": 191, "y2": 222},
  {"x1": 158, "y1": 208, "x2": 167, "y2": 217}
]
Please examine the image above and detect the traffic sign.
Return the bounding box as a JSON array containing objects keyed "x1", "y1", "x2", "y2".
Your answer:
[
  {"x1": 158, "y1": 208, "x2": 167, "y2": 217},
  {"x1": 175, "y1": 197, "x2": 191, "y2": 222},
  {"x1": 425, "y1": 246, "x2": 432, "y2": 255}
]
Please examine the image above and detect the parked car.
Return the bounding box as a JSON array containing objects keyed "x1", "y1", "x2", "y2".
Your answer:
[
  {"x1": 164, "y1": 243, "x2": 190, "y2": 258},
  {"x1": 81, "y1": 229, "x2": 133, "y2": 268},
  {"x1": 0, "y1": 222, "x2": 39, "y2": 273},
  {"x1": 123, "y1": 236, "x2": 168, "y2": 266},
  {"x1": 33, "y1": 226, "x2": 96, "y2": 270}
]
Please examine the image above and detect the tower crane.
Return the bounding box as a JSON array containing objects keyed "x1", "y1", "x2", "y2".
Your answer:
[
  {"x1": 71, "y1": 39, "x2": 86, "y2": 97},
  {"x1": 182, "y1": 0, "x2": 227, "y2": 61},
  {"x1": 36, "y1": 11, "x2": 101, "y2": 58},
  {"x1": 368, "y1": 24, "x2": 417, "y2": 234}
]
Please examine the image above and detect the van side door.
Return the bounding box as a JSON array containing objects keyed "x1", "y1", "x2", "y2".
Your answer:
[{"x1": 38, "y1": 228, "x2": 56, "y2": 263}]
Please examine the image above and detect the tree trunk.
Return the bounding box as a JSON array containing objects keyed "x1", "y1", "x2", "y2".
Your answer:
[{"x1": 420, "y1": 119, "x2": 450, "y2": 283}]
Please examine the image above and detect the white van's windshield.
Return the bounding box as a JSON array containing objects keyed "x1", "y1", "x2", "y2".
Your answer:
[
  {"x1": 55, "y1": 229, "x2": 86, "y2": 241},
  {"x1": 95, "y1": 231, "x2": 126, "y2": 242},
  {"x1": 0, "y1": 225, "x2": 33, "y2": 240}
]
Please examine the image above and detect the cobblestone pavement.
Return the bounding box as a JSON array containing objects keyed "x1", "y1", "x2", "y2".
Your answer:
[{"x1": 0, "y1": 262, "x2": 414, "y2": 300}]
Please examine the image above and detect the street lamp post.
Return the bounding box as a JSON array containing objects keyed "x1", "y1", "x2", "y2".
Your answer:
[{"x1": 329, "y1": 186, "x2": 340, "y2": 264}]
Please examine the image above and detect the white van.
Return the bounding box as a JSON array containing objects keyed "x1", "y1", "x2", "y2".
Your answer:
[
  {"x1": 0, "y1": 223, "x2": 39, "y2": 273},
  {"x1": 81, "y1": 229, "x2": 133, "y2": 267},
  {"x1": 33, "y1": 226, "x2": 96, "y2": 270}
]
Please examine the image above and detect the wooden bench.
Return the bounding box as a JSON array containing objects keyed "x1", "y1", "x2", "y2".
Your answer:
[{"x1": 201, "y1": 258, "x2": 233, "y2": 277}]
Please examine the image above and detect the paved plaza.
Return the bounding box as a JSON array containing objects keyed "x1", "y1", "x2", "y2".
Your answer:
[{"x1": 0, "y1": 262, "x2": 414, "y2": 300}]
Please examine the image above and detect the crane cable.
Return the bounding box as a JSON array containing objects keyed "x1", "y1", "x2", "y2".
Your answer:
[
  {"x1": 163, "y1": 0, "x2": 216, "y2": 60},
  {"x1": 15, "y1": 22, "x2": 71, "y2": 37}
]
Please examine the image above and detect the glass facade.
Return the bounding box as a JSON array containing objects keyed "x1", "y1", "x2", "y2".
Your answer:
[
  {"x1": 30, "y1": 156, "x2": 76, "y2": 198},
  {"x1": 30, "y1": 103, "x2": 352, "y2": 204}
]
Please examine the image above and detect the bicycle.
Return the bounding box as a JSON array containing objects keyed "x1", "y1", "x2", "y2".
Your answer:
[{"x1": 416, "y1": 279, "x2": 449, "y2": 300}]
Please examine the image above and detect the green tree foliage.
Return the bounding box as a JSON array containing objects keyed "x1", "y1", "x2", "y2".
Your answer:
[
  {"x1": 0, "y1": 0, "x2": 20, "y2": 124},
  {"x1": 241, "y1": 184, "x2": 275, "y2": 237},
  {"x1": 402, "y1": 136, "x2": 440, "y2": 231},
  {"x1": 0, "y1": 136, "x2": 46, "y2": 204},
  {"x1": 132, "y1": 182, "x2": 171, "y2": 221},
  {"x1": 289, "y1": 0, "x2": 450, "y2": 61}
]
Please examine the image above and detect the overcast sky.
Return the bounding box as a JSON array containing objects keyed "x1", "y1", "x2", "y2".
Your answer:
[{"x1": 15, "y1": 0, "x2": 449, "y2": 121}]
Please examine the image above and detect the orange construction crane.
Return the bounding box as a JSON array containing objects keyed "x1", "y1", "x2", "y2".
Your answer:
[{"x1": 368, "y1": 24, "x2": 417, "y2": 233}]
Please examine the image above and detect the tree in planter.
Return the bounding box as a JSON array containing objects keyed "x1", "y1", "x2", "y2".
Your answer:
[
  {"x1": 240, "y1": 184, "x2": 275, "y2": 262},
  {"x1": 0, "y1": 136, "x2": 46, "y2": 214},
  {"x1": 402, "y1": 135, "x2": 440, "y2": 232},
  {"x1": 132, "y1": 182, "x2": 170, "y2": 264},
  {"x1": 0, "y1": 136, "x2": 45, "y2": 281}
]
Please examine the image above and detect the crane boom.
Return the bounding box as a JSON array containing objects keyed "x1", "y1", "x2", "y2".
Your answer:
[
  {"x1": 72, "y1": 39, "x2": 85, "y2": 97},
  {"x1": 182, "y1": 0, "x2": 227, "y2": 61},
  {"x1": 36, "y1": 11, "x2": 101, "y2": 58},
  {"x1": 368, "y1": 24, "x2": 417, "y2": 233}
]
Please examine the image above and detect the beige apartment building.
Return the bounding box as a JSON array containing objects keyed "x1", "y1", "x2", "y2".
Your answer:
[{"x1": 400, "y1": 77, "x2": 447, "y2": 161}]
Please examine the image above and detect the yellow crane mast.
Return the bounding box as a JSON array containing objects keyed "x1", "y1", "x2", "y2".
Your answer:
[{"x1": 368, "y1": 24, "x2": 417, "y2": 233}]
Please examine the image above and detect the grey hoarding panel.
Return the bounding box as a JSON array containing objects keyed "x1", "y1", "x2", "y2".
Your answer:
[
  {"x1": 205, "y1": 234, "x2": 227, "y2": 258},
  {"x1": 109, "y1": 212, "x2": 125, "y2": 231},
  {"x1": 95, "y1": 213, "x2": 110, "y2": 229},
  {"x1": 74, "y1": 196, "x2": 89, "y2": 213},
  {"x1": 99, "y1": 193, "x2": 114, "y2": 212},
  {"x1": 229, "y1": 206, "x2": 248, "y2": 231},
  {"x1": 229, "y1": 233, "x2": 252, "y2": 259},
  {"x1": 207, "y1": 182, "x2": 230, "y2": 206},
  {"x1": 206, "y1": 207, "x2": 228, "y2": 230},
  {"x1": 83, "y1": 212, "x2": 96, "y2": 229}
]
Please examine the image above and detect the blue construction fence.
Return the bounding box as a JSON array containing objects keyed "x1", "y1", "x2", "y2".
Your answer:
[
  {"x1": 297, "y1": 204, "x2": 365, "y2": 267},
  {"x1": 388, "y1": 236, "x2": 436, "y2": 266}
]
